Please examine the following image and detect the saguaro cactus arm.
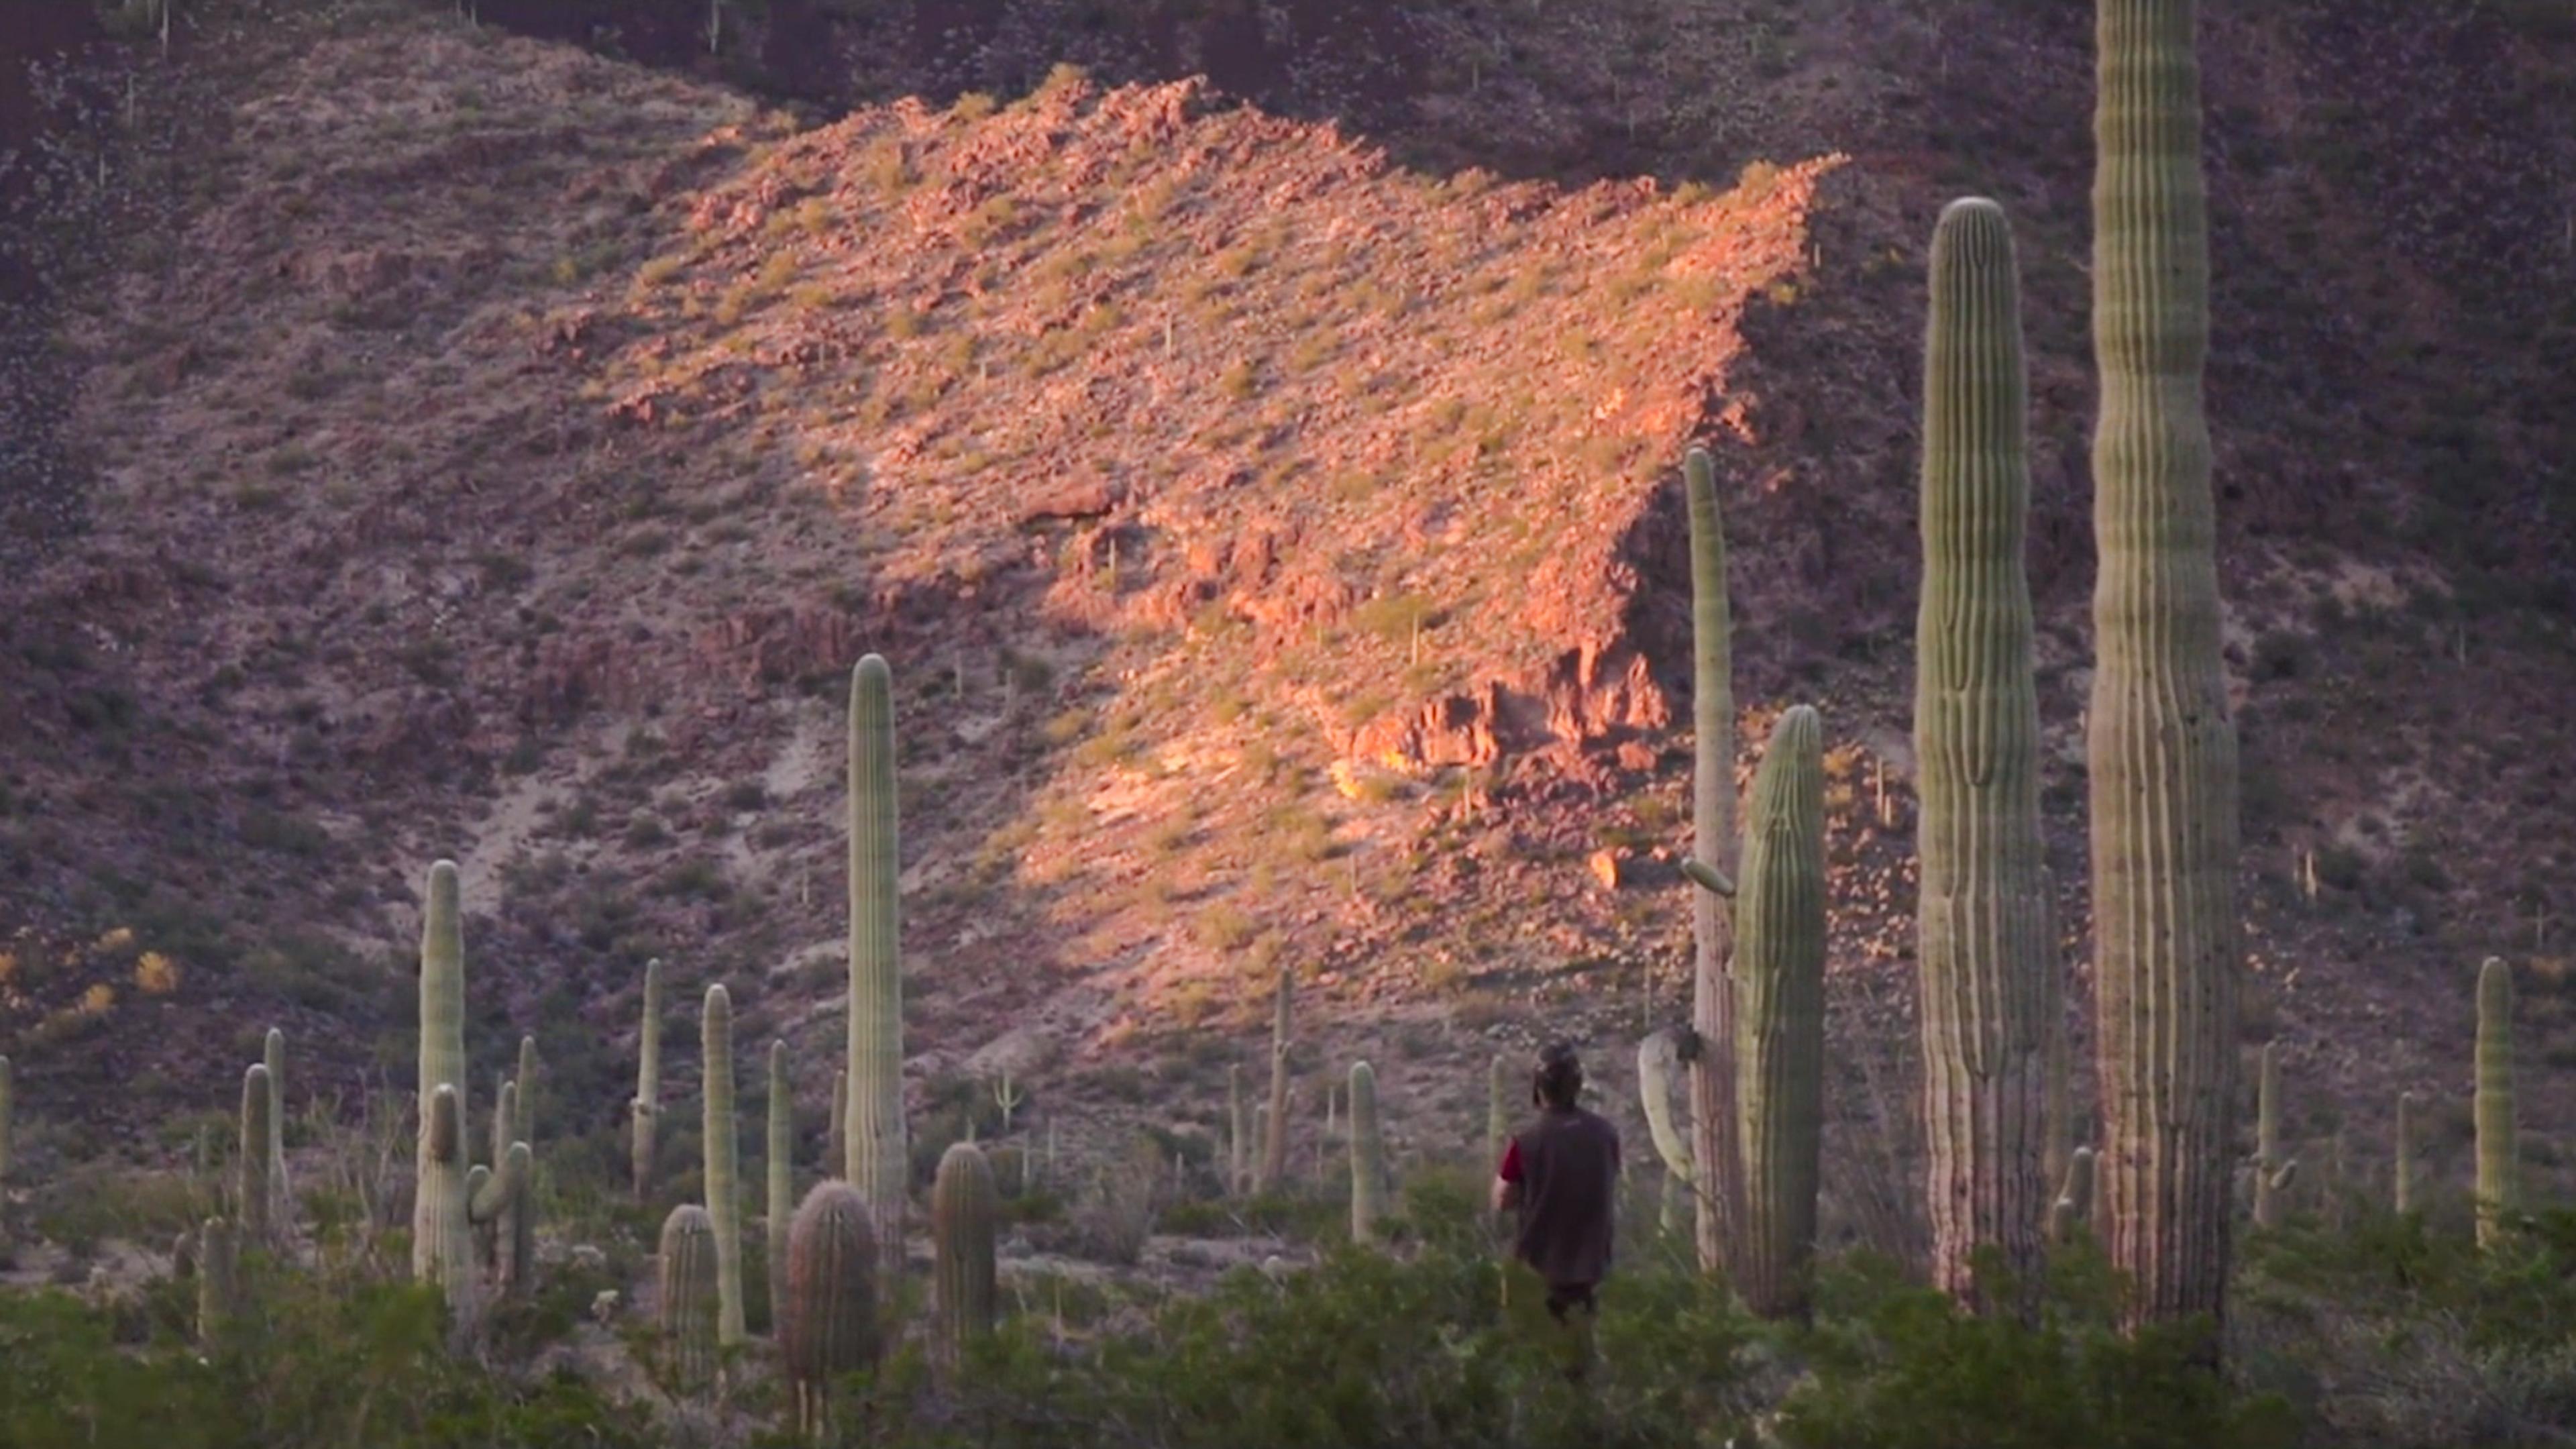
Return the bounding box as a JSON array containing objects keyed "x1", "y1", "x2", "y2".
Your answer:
[{"x1": 634, "y1": 958, "x2": 663, "y2": 1201}]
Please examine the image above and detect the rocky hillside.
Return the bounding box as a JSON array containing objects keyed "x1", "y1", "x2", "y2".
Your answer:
[{"x1": 2, "y1": 0, "x2": 2572, "y2": 1245}]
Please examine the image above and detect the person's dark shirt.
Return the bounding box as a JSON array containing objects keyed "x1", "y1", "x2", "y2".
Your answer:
[{"x1": 1498, "y1": 1104, "x2": 1622, "y2": 1288}]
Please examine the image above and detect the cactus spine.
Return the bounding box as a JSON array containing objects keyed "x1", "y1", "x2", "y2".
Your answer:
[
  {"x1": 703, "y1": 983, "x2": 746, "y2": 1345},
  {"x1": 2254, "y1": 1042, "x2": 2285, "y2": 1230},
  {"x1": 784, "y1": 1181, "x2": 881, "y2": 1440},
  {"x1": 238, "y1": 1063, "x2": 274, "y2": 1249},
  {"x1": 847, "y1": 654, "x2": 908, "y2": 1278},
  {"x1": 1260, "y1": 966, "x2": 1293, "y2": 1190},
  {"x1": 1913, "y1": 197, "x2": 2055, "y2": 1303},
  {"x1": 932, "y1": 1142, "x2": 998, "y2": 1363},
  {"x1": 1682, "y1": 445, "x2": 1747, "y2": 1281},
  {"x1": 634, "y1": 958, "x2": 662, "y2": 1201},
  {"x1": 1734, "y1": 706, "x2": 1825, "y2": 1319},
  {"x1": 2475, "y1": 957, "x2": 2517, "y2": 1248},
  {"x1": 658, "y1": 1203, "x2": 721, "y2": 1393},
  {"x1": 262, "y1": 1028, "x2": 290, "y2": 1230},
  {"x1": 2086, "y1": 0, "x2": 2241, "y2": 1333},
  {"x1": 2394, "y1": 1089, "x2": 2418, "y2": 1215},
  {"x1": 768, "y1": 1040, "x2": 794, "y2": 1334},
  {"x1": 1348, "y1": 1061, "x2": 1387, "y2": 1245}
]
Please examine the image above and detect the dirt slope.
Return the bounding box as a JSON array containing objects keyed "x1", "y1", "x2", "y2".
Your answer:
[{"x1": 3, "y1": 0, "x2": 2573, "y2": 1244}]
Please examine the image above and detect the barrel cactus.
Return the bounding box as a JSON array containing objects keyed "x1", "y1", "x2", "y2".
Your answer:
[
  {"x1": 1734, "y1": 706, "x2": 1825, "y2": 1319},
  {"x1": 1348, "y1": 1061, "x2": 1387, "y2": 1245},
  {"x1": 847, "y1": 655, "x2": 908, "y2": 1279},
  {"x1": 767, "y1": 1040, "x2": 794, "y2": 1334},
  {"x1": 658, "y1": 1203, "x2": 722, "y2": 1393},
  {"x1": 703, "y1": 983, "x2": 746, "y2": 1345},
  {"x1": 1681, "y1": 445, "x2": 1746, "y2": 1280},
  {"x1": 2085, "y1": 0, "x2": 2242, "y2": 1332},
  {"x1": 932, "y1": 1142, "x2": 998, "y2": 1362},
  {"x1": 634, "y1": 957, "x2": 662, "y2": 1201},
  {"x1": 784, "y1": 1181, "x2": 881, "y2": 1440},
  {"x1": 2475, "y1": 957, "x2": 2517, "y2": 1248},
  {"x1": 1913, "y1": 196, "x2": 2056, "y2": 1301}
]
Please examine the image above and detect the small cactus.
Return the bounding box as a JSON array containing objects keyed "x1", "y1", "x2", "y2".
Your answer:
[
  {"x1": 768, "y1": 1040, "x2": 794, "y2": 1336},
  {"x1": 658, "y1": 1203, "x2": 721, "y2": 1393},
  {"x1": 704, "y1": 983, "x2": 746, "y2": 1346},
  {"x1": 238, "y1": 1064, "x2": 274, "y2": 1250},
  {"x1": 634, "y1": 958, "x2": 663, "y2": 1202},
  {"x1": 263, "y1": 1028, "x2": 291, "y2": 1230},
  {"x1": 932, "y1": 1142, "x2": 998, "y2": 1364},
  {"x1": 1348, "y1": 1061, "x2": 1387, "y2": 1245},
  {"x1": 1260, "y1": 967, "x2": 1294, "y2": 1190},
  {"x1": 784, "y1": 1181, "x2": 881, "y2": 1440},
  {"x1": 2475, "y1": 957, "x2": 2517, "y2": 1248}
]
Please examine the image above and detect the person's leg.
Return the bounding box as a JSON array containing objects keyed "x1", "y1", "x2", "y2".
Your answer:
[{"x1": 1545, "y1": 1283, "x2": 1598, "y2": 1383}]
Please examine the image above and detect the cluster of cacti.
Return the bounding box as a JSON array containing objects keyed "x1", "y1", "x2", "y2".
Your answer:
[
  {"x1": 1348, "y1": 1061, "x2": 1387, "y2": 1245},
  {"x1": 2475, "y1": 957, "x2": 2517, "y2": 1248},
  {"x1": 703, "y1": 983, "x2": 747, "y2": 1346},
  {"x1": 932, "y1": 1142, "x2": 998, "y2": 1366},
  {"x1": 847, "y1": 654, "x2": 909, "y2": 1280},
  {"x1": 1732, "y1": 707, "x2": 1826, "y2": 1318},
  {"x1": 769, "y1": 1040, "x2": 794, "y2": 1332},
  {"x1": 784, "y1": 1181, "x2": 881, "y2": 1440},
  {"x1": 1912, "y1": 196, "x2": 2057, "y2": 1302},
  {"x1": 634, "y1": 957, "x2": 663, "y2": 1202},
  {"x1": 1260, "y1": 965, "x2": 1293, "y2": 1191},
  {"x1": 2084, "y1": 0, "x2": 2241, "y2": 1332},
  {"x1": 657, "y1": 1203, "x2": 721, "y2": 1393},
  {"x1": 1680, "y1": 445, "x2": 1748, "y2": 1280},
  {"x1": 413, "y1": 861, "x2": 534, "y2": 1334}
]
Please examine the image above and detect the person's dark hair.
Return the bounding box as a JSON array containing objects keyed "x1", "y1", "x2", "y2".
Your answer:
[{"x1": 1534, "y1": 1041, "x2": 1583, "y2": 1108}]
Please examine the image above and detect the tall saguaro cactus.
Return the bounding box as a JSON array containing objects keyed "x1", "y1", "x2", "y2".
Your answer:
[
  {"x1": 2086, "y1": 0, "x2": 2241, "y2": 1334},
  {"x1": 635, "y1": 957, "x2": 663, "y2": 1202},
  {"x1": 932, "y1": 1142, "x2": 998, "y2": 1364},
  {"x1": 847, "y1": 655, "x2": 908, "y2": 1279},
  {"x1": 1680, "y1": 445, "x2": 1747, "y2": 1281},
  {"x1": 1260, "y1": 966, "x2": 1294, "y2": 1191},
  {"x1": 1734, "y1": 706, "x2": 1825, "y2": 1319},
  {"x1": 704, "y1": 983, "x2": 747, "y2": 1346},
  {"x1": 1914, "y1": 197, "x2": 2055, "y2": 1303},
  {"x1": 768, "y1": 1040, "x2": 794, "y2": 1332},
  {"x1": 2475, "y1": 957, "x2": 2517, "y2": 1248},
  {"x1": 784, "y1": 1181, "x2": 881, "y2": 1441},
  {"x1": 413, "y1": 861, "x2": 525, "y2": 1329},
  {"x1": 1348, "y1": 1061, "x2": 1387, "y2": 1246}
]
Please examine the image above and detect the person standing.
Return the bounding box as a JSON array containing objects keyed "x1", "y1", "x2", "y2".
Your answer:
[{"x1": 1493, "y1": 1042, "x2": 1621, "y2": 1371}]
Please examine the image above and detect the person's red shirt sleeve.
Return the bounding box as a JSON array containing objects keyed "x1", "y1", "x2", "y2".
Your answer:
[{"x1": 1498, "y1": 1138, "x2": 1523, "y2": 1183}]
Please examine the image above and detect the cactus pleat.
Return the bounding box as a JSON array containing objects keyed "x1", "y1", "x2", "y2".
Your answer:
[
  {"x1": 658, "y1": 1203, "x2": 722, "y2": 1393},
  {"x1": 2086, "y1": 0, "x2": 2241, "y2": 1332},
  {"x1": 238, "y1": 1063, "x2": 274, "y2": 1250},
  {"x1": 415, "y1": 861, "x2": 472, "y2": 1286},
  {"x1": 2394, "y1": 1089, "x2": 2418, "y2": 1215},
  {"x1": 1636, "y1": 1028, "x2": 1695, "y2": 1238},
  {"x1": 263, "y1": 1028, "x2": 291, "y2": 1230},
  {"x1": 1682, "y1": 445, "x2": 1746, "y2": 1280},
  {"x1": 1913, "y1": 197, "x2": 2055, "y2": 1303},
  {"x1": 932, "y1": 1142, "x2": 999, "y2": 1362},
  {"x1": 768, "y1": 1040, "x2": 794, "y2": 1333},
  {"x1": 2475, "y1": 957, "x2": 2517, "y2": 1248},
  {"x1": 634, "y1": 958, "x2": 662, "y2": 1201},
  {"x1": 1260, "y1": 966, "x2": 1293, "y2": 1190},
  {"x1": 703, "y1": 983, "x2": 746, "y2": 1346},
  {"x1": 784, "y1": 1181, "x2": 881, "y2": 1439},
  {"x1": 1733, "y1": 706, "x2": 1825, "y2": 1318},
  {"x1": 1348, "y1": 1061, "x2": 1387, "y2": 1245},
  {"x1": 847, "y1": 655, "x2": 908, "y2": 1278},
  {"x1": 2253, "y1": 1042, "x2": 2284, "y2": 1230}
]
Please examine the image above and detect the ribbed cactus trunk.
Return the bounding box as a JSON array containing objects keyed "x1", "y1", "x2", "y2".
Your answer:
[
  {"x1": 1914, "y1": 198, "x2": 2055, "y2": 1305},
  {"x1": 2475, "y1": 958, "x2": 2517, "y2": 1248},
  {"x1": 1733, "y1": 706, "x2": 1825, "y2": 1320},
  {"x1": 2394, "y1": 1090, "x2": 2418, "y2": 1215},
  {"x1": 785, "y1": 1181, "x2": 881, "y2": 1441},
  {"x1": 704, "y1": 983, "x2": 746, "y2": 1346},
  {"x1": 1348, "y1": 1061, "x2": 1387, "y2": 1245},
  {"x1": 1681, "y1": 445, "x2": 1747, "y2": 1281},
  {"x1": 2253, "y1": 1042, "x2": 2285, "y2": 1230},
  {"x1": 932, "y1": 1142, "x2": 998, "y2": 1366},
  {"x1": 768, "y1": 1040, "x2": 794, "y2": 1334},
  {"x1": 658, "y1": 1203, "x2": 721, "y2": 1394},
  {"x1": 238, "y1": 1064, "x2": 274, "y2": 1250},
  {"x1": 262, "y1": 1028, "x2": 290, "y2": 1232},
  {"x1": 2087, "y1": 0, "x2": 2240, "y2": 1336},
  {"x1": 847, "y1": 655, "x2": 908, "y2": 1282},
  {"x1": 635, "y1": 958, "x2": 662, "y2": 1202},
  {"x1": 1260, "y1": 967, "x2": 1293, "y2": 1191}
]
